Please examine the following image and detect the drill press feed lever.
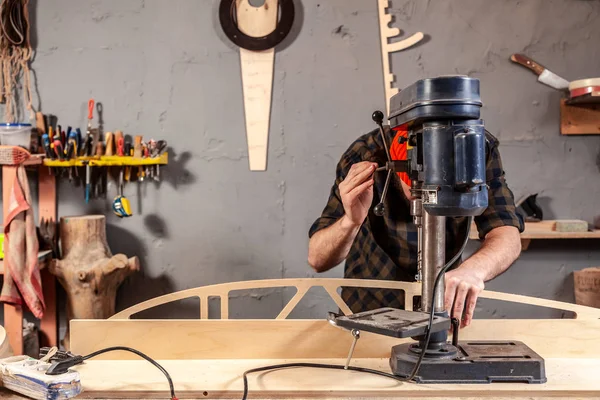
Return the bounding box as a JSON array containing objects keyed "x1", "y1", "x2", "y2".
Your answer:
[{"x1": 341, "y1": 76, "x2": 546, "y2": 384}]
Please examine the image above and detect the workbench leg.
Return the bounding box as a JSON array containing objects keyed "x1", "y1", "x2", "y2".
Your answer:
[
  {"x1": 4, "y1": 304, "x2": 23, "y2": 355},
  {"x1": 38, "y1": 167, "x2": 58, "y2": 348},
  {"x1": 2, "y1": 166, "x2": 23, "y2": 355}
]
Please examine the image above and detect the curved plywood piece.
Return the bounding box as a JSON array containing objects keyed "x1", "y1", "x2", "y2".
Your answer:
[
  {"x1": 238, "y1": 0, "x2": 278, "y2": 171},
  {"x1": 377, "y1": 0, "x2": 424, "y2": 116},
  {"x1": 110, "y1": 278, "x2": 600, "y2": 320}
]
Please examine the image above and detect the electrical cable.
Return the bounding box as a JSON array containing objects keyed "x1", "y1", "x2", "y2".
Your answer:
[
  {"x1": 240, "y1": 217, "x2": 473, "y2": 400},
  {"x1": 83, "y1": 346, "x2": 177, "y2": 400}
]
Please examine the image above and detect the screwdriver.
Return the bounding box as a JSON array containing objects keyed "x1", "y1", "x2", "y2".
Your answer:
[
  {"x1": 85, "y1": 99, "x2": 95, "y2": 156},
  {"x1": 53, "y1": 139, "x2": 65, "y2": 161},
  {"x1": 42, "y1": 134, "x2": 54, "y2": 159},
  {"x1": 84, "y1": 161, "x2": 91, "y2": 204},
  {"x1": 65, "y1": 132, "x2": 78, "y2": 160},
  {"x1": 105, "y1": 132, "x2": 114, "y2": 156},
  {"x1": 76, "y1": 128, "x2": 83, "y2": 156},
  {"x1": 117, "y1": 137, "x2": 124, "y2": 156}
]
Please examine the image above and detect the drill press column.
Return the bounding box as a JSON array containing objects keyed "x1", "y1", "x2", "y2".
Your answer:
[{"x1": 421, "y1": 211, "x2": 446, "y2": 314}]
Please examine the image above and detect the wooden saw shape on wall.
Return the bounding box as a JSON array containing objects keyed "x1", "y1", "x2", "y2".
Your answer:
[
  {"x1": 219, "y1": 0, "x2": 295, "y2": 171},
  {"x1": 377, "y1": 0, "x2": 424, "y2": 116}
]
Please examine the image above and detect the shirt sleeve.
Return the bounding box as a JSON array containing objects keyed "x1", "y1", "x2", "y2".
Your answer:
[
  {"x1": 474, "y1": 131, "x2": 525, "y2": 239},
  {"x1": 308, "y1": 141, "x2": 365, "y2": 238}
]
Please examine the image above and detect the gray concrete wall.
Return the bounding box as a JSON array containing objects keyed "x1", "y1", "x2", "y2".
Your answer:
[{"x1": 5, "y1": 0, "x2": 600, "y2": 328}]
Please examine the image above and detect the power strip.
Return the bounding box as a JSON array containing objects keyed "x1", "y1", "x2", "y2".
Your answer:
[{"x1": 0, "y1": 356, "x2": 82, "y2": 400}]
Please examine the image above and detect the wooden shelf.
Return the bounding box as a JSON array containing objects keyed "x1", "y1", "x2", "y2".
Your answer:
[
  {"x1": 0, "y1": 250, "x2": 52, "y2": 274},
  {"x1": 560, "y1": 99, "x2": 600, "y2": 135},
  {"x1": 470, "y1": 220, "x2": 600, "y2": 250},
  {"x1": 43, "y1": 152, "x2": 168, "y2": 167}
]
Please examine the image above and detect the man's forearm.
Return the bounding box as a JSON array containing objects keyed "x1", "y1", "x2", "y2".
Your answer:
[
  {"x1": 457, "y1": 225, "x2": 522, "y2": 281},
  {"x1": 308, "y1": 215, "x2": 361, "y2": 272}
]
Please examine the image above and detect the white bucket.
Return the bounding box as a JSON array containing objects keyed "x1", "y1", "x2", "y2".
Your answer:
[{"x1": 0, "y1": 123, "x2": 33, "y2": 149}]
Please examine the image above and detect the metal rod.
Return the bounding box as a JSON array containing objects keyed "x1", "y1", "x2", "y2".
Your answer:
[
  {"x1": 376, "y1": 124, "x2": 392, "y2": 162},
  {"x1": 421, "y1": 210, "x2": 446, "y2": 313},
  {"x1": 344, "y1": 330, "x2": 360, "y2": 369},
  {"x1": 411, "y1": 198, "x2": 423, "y2": 283}
]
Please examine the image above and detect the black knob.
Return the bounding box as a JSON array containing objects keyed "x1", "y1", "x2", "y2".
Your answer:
[
  {"x1": 372, "y1": 110, "x2": 384, "y2": 125},
  {"x1": 373, "y1": 203, "x2": 385, "y2": 216},
  {"x1": 397, "y1": 136, "x2": 407, "y2": 144}
]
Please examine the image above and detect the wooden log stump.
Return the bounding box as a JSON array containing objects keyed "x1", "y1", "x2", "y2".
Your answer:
[{"x1": 49, "y1": 215, "x2": 140, "y2": 349}]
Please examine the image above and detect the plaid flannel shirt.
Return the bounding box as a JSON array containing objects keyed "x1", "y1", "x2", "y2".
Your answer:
[{"x1": 309, "y1": 127, "x2": 524, "y2": 314}]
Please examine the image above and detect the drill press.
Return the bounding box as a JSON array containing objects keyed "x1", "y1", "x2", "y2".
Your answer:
[{"x1": 334, "y1": 76, "x2": 546, "y2": 384}]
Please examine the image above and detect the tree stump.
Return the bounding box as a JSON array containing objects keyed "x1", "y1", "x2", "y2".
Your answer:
[{"x1": 49, "y1": 215, "x2": 140, "y2": 349}]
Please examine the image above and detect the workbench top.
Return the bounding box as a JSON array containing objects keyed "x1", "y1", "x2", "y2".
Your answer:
[{"x1": 69, "y1": 357, "x2": 600, "y2": 399}]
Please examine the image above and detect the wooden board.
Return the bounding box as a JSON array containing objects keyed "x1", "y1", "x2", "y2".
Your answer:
[
  {"x1": 470, "y1": 220, "x2": 600, "y2": 240},
  {"x1": 237, "y1": 0, "x2": 277, "y2": 171},
  {"x1": 377, "y1": 0, "x2": 424, "y2": 116},
  {"x1": 73, "y1": 358, "x2": 600, "y2": 399},
  {"x1": 70, "y1": 319, "x2": 600, "y2": 361},
  {"x1": 560, "y1": 99, "x2": 600, "y2": 135}
]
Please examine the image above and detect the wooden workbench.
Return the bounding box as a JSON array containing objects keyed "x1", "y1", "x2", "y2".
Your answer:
[
  {"x1": 65, "y1": 318, "x2": 600, "y2": 399},
  {"x1": 1, "y1": 279, "x2": 596, "y2": 399},
  {"x1": 60, "y1": 278, "x2": 600, "y2": 399}
]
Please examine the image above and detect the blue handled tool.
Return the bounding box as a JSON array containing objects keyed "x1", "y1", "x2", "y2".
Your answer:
[
  {"x1": 112, "y1": 168, "x2": 132, "y2": 217},
  {"x1": 41, "y1": 134, "x2": 54, "y2": 159}
]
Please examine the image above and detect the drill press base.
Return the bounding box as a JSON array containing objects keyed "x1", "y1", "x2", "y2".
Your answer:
[{"x1": 390, "y1": 340, "x2": 547, "y2": 384}]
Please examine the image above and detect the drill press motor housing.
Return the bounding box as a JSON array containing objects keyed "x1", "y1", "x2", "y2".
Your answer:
[{"x1": 335, "y1": 76, "x2": 546, "y2": 384}]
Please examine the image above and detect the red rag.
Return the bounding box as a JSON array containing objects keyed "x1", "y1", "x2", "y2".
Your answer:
[{"x1": 0, "y1": 165, "x2": 44, "y2": 318}]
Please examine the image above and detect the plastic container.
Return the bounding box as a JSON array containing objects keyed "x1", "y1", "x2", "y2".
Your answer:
[{"x1": 0, "y1": 123, "x2": 33, "y2": 149}]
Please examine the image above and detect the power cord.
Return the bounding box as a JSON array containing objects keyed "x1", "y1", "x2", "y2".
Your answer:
[
  {"x1": 43, "y1": 346, "x2": 177, "y2": 400},
  {"x1": 241, "y1": 217, "x2": 473, "y2": 400},
  {"x1": 82, "y1": 347, "x2": 177, "y2": 400}
]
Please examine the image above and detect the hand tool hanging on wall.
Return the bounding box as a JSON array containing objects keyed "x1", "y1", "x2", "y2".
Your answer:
[
  {"x1": 84, "y1": 99, "x2": 95, "y2": 156},
  {"x1": 510, "y1": 54, "x2": 569, "y2": 90},
  {"x1": 510, "y1": 54, "x2": 600, "y2": 104},
  {"x1": 105, "y1": 132, "x2": 113, "y2": 156},
  {"x1": 112, "y1": 169, "x2": 132, "y2": 218},
  {"x1": 219, "y1": 0, "x2": 295, "y2": 171}
]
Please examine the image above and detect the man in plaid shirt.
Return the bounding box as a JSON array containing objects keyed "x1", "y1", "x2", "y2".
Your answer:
[{"x1": 308, "y1": 126, "x2": 524, "y2": 328}]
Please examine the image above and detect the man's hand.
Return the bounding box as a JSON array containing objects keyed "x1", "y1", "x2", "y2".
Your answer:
[
  {"x1": 444, "y1": 267, "x2": 485, "y2": 328},
  {"x1": 339, "y1": 162, "x2": 377, "y2": 226}
]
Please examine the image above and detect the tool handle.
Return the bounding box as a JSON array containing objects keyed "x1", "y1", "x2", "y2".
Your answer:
[
  {"x1": 36, "y1": 112, "x2": 46, "y2": 134},
  {"x1": 42, "y1": 134, "x2": 54, "y2": 159},
  {"x1": 48, "y1": 126, "x2": 54, "y2": 141},
  {"x1": 117, "y1": 137, "x2": 124, "y2": 156},
  {"x1": 105, "y1": 132, "x2": 114, "y2": 156},
  {"x1": 65, "y1": 139, "x2": 75, "y2": 160},
  {"x1": 84, "y1": 135, "x2": 94, "y2": 156},
  {"x1": 53, "y1": 139, "x2": 65, "y2": 160},
  {"x1": 133, "y1": 135, "x2": 143, "y2": 157},
  {"x1": 95, "y1": 141, "x2": 104, "y2": 156},
  {"x1": 510, "y1": 54, "x2": 545, "y2": 75},
  {"x1": 88, "y1": 99, "x2": 95, "y2": 120},
  {"x1": 114, "y1": 130, "x2": 123, "y2": 147}
]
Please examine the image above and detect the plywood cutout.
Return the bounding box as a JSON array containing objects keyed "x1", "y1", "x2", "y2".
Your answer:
[
  {"x1": 238, "y1": 0, "x2": 277, "y2": 171},
  {"x1": 378, "y1": 0, "x2": 424, "y2": 116}
]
